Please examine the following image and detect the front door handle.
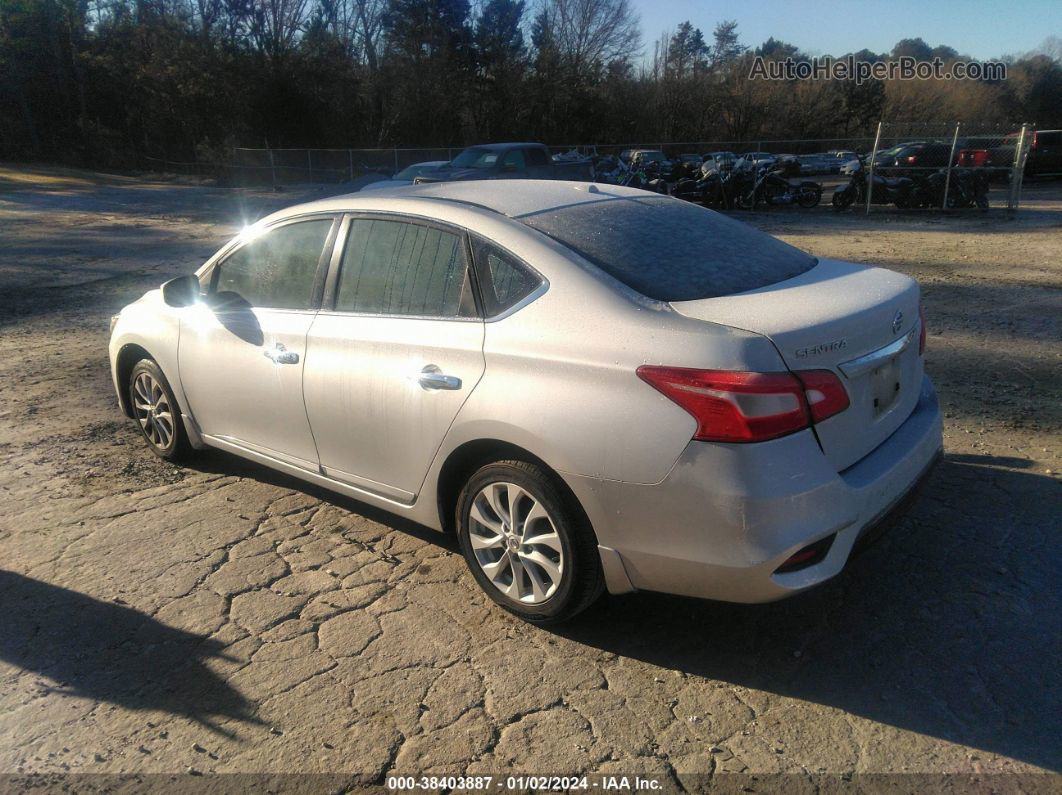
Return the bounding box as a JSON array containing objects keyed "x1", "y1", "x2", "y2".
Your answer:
[
  {"x1": 418, "y1": 365, "x2": 462, "y2": 390},
  {"x1": 264, "y1": 343, "x2": 299, "y2": 365}
]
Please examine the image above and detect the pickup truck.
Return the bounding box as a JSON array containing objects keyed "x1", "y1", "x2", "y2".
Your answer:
[
  {"x1": 989, "y1": 130, "x2": 1062, "y2": 177},
  {"x1": 413, "y1": 142, "x2": 594, "y2": 184}
]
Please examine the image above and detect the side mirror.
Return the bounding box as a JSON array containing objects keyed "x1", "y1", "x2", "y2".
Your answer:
[{"x1": 161, "y1": 274, "x2": 201, "y2": 307}]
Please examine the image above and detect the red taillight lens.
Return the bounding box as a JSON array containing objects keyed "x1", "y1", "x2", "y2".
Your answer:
[
  {"x1": 918, "y1": 304, "x2": 926, "y2": 355},
  {"x1": 636, "y1": 366, "x2": 849, "y2": 443},
  {"x1": 795, "y1": 369, "x2": 850, "y2": 423}
]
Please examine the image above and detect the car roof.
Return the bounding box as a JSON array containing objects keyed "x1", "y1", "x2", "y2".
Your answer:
[
  {"x1": 462, "y1": 142, "x2": 544, "y2": 151},
  {"x1": 260, "y1": 180, "x2": 661, "y2": 225}
]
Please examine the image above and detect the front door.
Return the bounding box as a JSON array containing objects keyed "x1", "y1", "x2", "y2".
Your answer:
[
  {"x1": 303, "y1": 216, "x2": 485, "y2": 502},
  {"x1": 179, "y1": 216, "x2": 336, "y2": 469}
]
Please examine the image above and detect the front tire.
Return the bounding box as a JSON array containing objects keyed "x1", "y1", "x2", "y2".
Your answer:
[
  {"x1": 456, "y1": 460, "x2": 603, "y2": 624},
  {"x1": 832, "y1": 188, "x2": 854, "y2": 210},
  {"x1": 128, "y1": 359, "x2": 191, "y2": 462}
]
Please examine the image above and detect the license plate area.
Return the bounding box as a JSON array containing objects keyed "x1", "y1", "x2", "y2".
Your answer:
[{"x1": 869, "y1": 357, "x2": 902, "y2": 417}]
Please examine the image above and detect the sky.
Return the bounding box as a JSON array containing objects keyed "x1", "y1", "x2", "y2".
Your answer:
[{"x1": 630, "y1": 0, "x2": 1061, "y2": 61}]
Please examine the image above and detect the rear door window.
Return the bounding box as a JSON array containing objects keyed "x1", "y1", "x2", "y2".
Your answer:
[
  {"x1": 517, "y1": 196, "x2": 816, "y2": 301},
  {"x1": 526, "y1": 148, "x2": 550, "y2": 167},
  {"x1": 502, "y1": 149, "x2": 527, "y2": 170},
  {"x1": 334, "y1": 218, "x2": 477, "y2": 318}
]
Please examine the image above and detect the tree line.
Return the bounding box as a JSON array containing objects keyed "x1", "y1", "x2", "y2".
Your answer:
[{"x1": 2, "y1": 0, "x2": 1060, "y2": 168}]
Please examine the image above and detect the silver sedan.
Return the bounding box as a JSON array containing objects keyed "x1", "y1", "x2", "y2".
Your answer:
[{"x1": 109, "y1": 180, "x2": 942, "y2": 623}]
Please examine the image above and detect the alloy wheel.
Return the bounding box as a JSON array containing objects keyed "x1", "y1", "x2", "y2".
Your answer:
[
  {"x1": 467, "y1": 481, "x2": 564, "y2": 605},
  {"x1": 132, "y1": 372, "x2": 174, "y2": 450}
]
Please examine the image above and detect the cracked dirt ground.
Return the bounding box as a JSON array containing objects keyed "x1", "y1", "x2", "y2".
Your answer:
[{"x1": 0, "y1": 164, "x2": 1059, "y2": 786}]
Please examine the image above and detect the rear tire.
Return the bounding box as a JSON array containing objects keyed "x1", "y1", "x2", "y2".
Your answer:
[
  {"x1": 456, "y1": 460, "x2": 603, "y2": 624},
  {"x1": 128, "y1": 359, "x2": 192, "y2": 462},
  {"x1": 797, "y1": 182, "x2": 822, "y2": 208}
]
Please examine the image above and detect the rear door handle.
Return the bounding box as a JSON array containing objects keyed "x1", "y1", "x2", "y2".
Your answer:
[
  {"x1": 264, "y1": 343, "x2": 299, "y2": 365},
  {"x1": 418, "y1": 365, "x2": 461, "y2": 390}
]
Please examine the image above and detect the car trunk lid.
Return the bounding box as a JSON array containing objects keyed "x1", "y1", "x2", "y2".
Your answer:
[{"x1": 670, "y1": 258, "x2": 923, "y2": 471}]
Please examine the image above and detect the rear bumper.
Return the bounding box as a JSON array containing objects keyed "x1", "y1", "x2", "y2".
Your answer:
[{"x1": 565, "y1": 374, "x2": 943, "y2": 603}]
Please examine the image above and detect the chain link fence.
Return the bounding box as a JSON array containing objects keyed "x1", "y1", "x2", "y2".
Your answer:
[{"x1": 140, "y1": 121, "x2": 1038, "y2": 212}]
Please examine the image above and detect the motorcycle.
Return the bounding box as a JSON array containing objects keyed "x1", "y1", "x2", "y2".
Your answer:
[
  {"x1": 733, "y1": 158, "x2": 822, "y2": 209},
  {"x1": 596, "y1": 157, "x2": 668, "y2": 194},
  {"x1": 671, "y1": 161, "x2": 734, "y2": 209},
  {"x1": 906, "y1": 168, "x2": 990, "y2": 209},
  {"x1": 831, "y1": 158, "x2": 914, "y2": 210}
]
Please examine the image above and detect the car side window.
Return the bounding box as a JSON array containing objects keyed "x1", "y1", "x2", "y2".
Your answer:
[
  {"x1": 526, "y1": 148, "x2": 549, "y2": 167},
  {"x1": 471, "y1": 238, "x2": 541, "y2": 317},
  {"x1": 213, "y1": 219, "x2": 332, "y2": 310},
  {"x1": 334, "y1": 218, "x2": 477, "y2": 318},
  {"x1": 502, "y1": 149, "x2": 527, "y2": 170}
]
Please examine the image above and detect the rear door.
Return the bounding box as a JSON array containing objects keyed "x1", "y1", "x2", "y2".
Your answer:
[
  {"x1": 303, "y1": 215, "x2": 485, "y2": 502},
  {"x1": 524, "y1": 147, "x2": 554, "y2": 179},
  {"x1": 179, "y1": 216, "x2": 337, "y2": 468},
  {"x1": 500, "y1": 148, "x2": 529, "y2": 178}
]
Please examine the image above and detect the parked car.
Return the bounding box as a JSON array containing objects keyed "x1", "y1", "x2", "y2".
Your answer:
[
  {"x1": 704, "y1": 151, "x2": 737, "y2": 173},
  {"x1": 629, "y1": 149, "x2": 673, "y2": 177},
  {"x1": 840, "y1": 158, "x2": 862, "y2": 176},
  {"x1": 736, "y1": 151, "x2": 776, "y2": 171},
  {"x1": 110, "y1": 181, "x2": 941, "y2": 623},
  {"x1": 877, "y1": 142, "x2": 957, "y2": 173},
  {"x1": 414, "y1": 143, "x2": 593, "y2": 183},
  {"x1": 956, "y1": 136, "x2": 1000, "y2": 169},
  {"x1": 794, "y1": 154, "x2": 835, "y2": 176},
  {"x1": 993, "y1": 129, "x2": 1062, "y2": 177},
  {"x1": 864, "y1": 144, "x2": 921, "y2": 169},
  {"x1": 359, "y1": 161, "x2": 448, "y2": 191}
]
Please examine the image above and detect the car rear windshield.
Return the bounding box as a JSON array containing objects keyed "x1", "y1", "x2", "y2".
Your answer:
[{"x1": 517, "y1": 195, "x2": 816, "y2": 301}]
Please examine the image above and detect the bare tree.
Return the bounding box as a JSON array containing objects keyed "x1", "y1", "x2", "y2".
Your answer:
[
  {"x1": 249, "y1": 0, "x2": 311, "y2": 63},
  {"x1": 536, "y1": 0, "x2": 640, "y2": 79}
]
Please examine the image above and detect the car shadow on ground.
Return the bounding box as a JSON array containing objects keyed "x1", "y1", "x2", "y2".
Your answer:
[
  {"x1": 0, "y1": 571, "x2": 262, "y2": 736},
  {"x1": 554, "y1": 456, "x2": 1062, "y2": 771},
  {"x1": 127, "y1": 448, "x2": 1059, "y2": 769},
  {"x1": 184, "y1": 450, "x2": 458, "y2": 552}
]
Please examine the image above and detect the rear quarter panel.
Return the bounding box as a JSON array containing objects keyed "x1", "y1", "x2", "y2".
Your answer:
[{"x1": 438, "y1": 223, "x2": 788, "y2": 485}]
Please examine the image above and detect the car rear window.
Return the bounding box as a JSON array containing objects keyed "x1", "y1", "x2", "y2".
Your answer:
[{"x1": 517, "y1": 196, "x2": 816, "y2": 301}]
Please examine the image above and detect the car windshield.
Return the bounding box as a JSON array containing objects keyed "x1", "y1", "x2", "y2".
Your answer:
[
  {"x1": 518, "y1": 196, "x2": 817, "y2": 301},
  {"x1": 395, "y1": 163, "x2": 440, "y2": 180},
  {"x1": 450, "y1": 148, "x2": 501, "y2": 168}
]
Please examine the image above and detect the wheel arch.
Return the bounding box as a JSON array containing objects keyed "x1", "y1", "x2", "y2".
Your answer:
[
  {"x1": 114, "y1": 343, "x2": 155, "y2": 418},
  {"x1": 434, "y1": 439, "x2": 595, "y2": 541}
]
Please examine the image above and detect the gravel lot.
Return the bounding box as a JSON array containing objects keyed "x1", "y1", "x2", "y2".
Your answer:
[{"x1": 0, "y1": 165, "x2": 1059, "y2": 788}]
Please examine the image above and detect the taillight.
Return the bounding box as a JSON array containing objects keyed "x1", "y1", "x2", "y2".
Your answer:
[
  {"x1": 919, "y1": 304, "x2": 926, "y2": 355},
  {"x1": 636, "y1": 366, "x2": 848, "y2": 443},
  {"x1": 905, "y1": 155, "x2": 918, "y2": 163},
  {"x1": 795, "y1": 369, "x2": 850, "y2": 423}
]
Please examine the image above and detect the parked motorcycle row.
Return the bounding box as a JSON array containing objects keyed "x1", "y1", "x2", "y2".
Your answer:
[
  {"x1": 588, "y1": 149, "x2": 990, "y2": 211},
  {"x1": 831, "y1": 158, "x2": 990, "y2": 210},
  {"x1": 595, "y1": 154, "x2": 823, "y2": 211}
]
